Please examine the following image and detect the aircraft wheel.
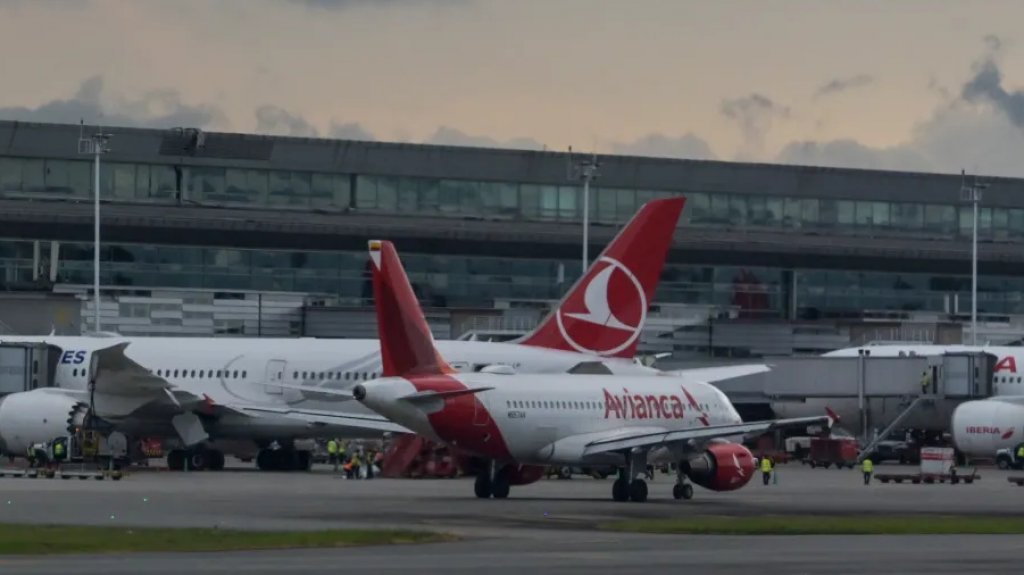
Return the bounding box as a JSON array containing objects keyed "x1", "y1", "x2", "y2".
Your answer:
[
  {"x1": 673, "y1": 483, "x2": 694, "y2": 500},
  {"x1": 256, "y1": 449, "x2": 275, "y2": 471},
  {"x1": 167, "y1": 450, "x2": 185, "y2": 471},
  {"x1": 296, "y1": 451, "x2": 312, "y2": 471},
  {"x1": 612, "y1": 478, "x2": 630, "y2": 502},
  {"x1": 187, "y1": 449, "x2": 208, "y2": 471},
  {"x1": 474, "y1": 473, "x2": 492, "y2": 499},
  {"x1": 629, "y1": 479, "x2": 648, "y2": 503},
  {"x1": 207, "y1": 449, "x2": 226, "y2": 471},
  {"x1": 491, "y1": 468, "x2": 511, "y2": 499}
]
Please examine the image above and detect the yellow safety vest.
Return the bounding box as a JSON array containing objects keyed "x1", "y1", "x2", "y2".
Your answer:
[
  {"x1": 862, "y1": 459, "x2": 874, "y2": 473},
  {"x1": 327, "y1": 441, "x2": 338, "y2": 454},
  {"x1": 760, "y1": 458, "x2": 772, "y2": 472},
  {"x1": 1017, "y1": 447, "x2": 1024, "y2": 458},
  {"x1": 54, "y1": 443, "x2": 65, "y2": 457}
]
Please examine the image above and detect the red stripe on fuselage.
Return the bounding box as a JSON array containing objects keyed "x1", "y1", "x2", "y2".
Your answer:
[{"x1": 407, "y1": 374, "x2": 513, "y2": 461}]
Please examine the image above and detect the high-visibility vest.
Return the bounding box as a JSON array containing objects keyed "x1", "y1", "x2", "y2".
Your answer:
[
  {"x1": 1017, "y1": 446, "x2": 1024, "y2": 458},
  {"x1": 862, "y1": 459, "x2": 874, "y2": 473},
  {"x1": 54, "y1": 443, "x2": 65, "y2": 458},
  {"x1": 327, "y1": 440, "x2": 338, "y2": 454},
  {"x1": 760, "y1": 458, "x2": 772, "y2": 472}
]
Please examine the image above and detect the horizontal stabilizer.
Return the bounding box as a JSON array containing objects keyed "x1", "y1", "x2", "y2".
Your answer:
[
  {"x1": 263, "y1": 382, "x2": 356, "y2": 401},
  {"x1": 398, "y1": 386, "x2": 493, "y2": 404}
]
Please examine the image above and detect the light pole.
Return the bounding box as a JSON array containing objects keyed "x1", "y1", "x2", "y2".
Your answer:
[
  {"x1": 960, "y1": 170, "x2": 988, "y2": 346},
  {"x1": 78, "y1": 123, "x2": 111, "y2": 333},
  {"x1": 576, "y1": 153, "x2": 599, "y2": 273}
]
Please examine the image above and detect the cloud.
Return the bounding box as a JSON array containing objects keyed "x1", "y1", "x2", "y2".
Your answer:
[
  {"x1": 961, "y1": 40, "x2": 1024, "y2": 130},
  {"x1": 720, "y1": 93, "x2": 789, "y2": 160},
  {"x1": 329, "y1": 122, "x2": 375, "y2": 141},
  {"x1": 815, "y1": 74, "x2": 874, "y2": 98},
  {"x1": 776, "y1": 40, "x2": 1024, "y2": 178},
  {"x1": 425, "y1": 126, "x2": 545, "y2": 150},
  {"x1": 0, "y1": 76, "x2": 226, "y2": 129},
  {"x1": 610, "y1": 133, "x2": 716, "y2": 161},
  {"x1": 255, "y1": 105, "x2": 319, "y2": 137}
]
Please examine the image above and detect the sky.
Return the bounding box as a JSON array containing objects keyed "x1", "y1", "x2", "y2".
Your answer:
[{"x1": 2, "y1": 0, "x2": 1024, "y2": 176}]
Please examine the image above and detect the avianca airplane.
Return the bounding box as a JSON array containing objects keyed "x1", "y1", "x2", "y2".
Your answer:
[
  {"x1": 0, "y1": 197, "x2": 765, "y2": 471},
  {"x1": 339, "y1": 240, "x2": 832, "y2": 502}
]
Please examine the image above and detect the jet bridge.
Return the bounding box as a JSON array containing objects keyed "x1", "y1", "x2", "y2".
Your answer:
[
  {"x1": 0, "y1": 342, "x2": 59, "y2": 395},
  {"x1": 717, "y1": 352, "x2": 996, "y2": 439}
]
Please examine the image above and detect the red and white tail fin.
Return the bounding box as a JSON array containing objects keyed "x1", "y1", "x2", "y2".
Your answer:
[
  {"x1": 369, "y1": 240, "x2": 455, "y2": 378},
  {"x1": 517, "y1": 196, "x2": 686, "y2": 359}
]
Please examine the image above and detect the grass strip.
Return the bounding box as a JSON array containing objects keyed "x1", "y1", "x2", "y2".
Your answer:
[
  {"x1": 601, "y1": 515, "x2": 1024, "y2": 535},
  {"x1": 0, "y1": 524, "x2": 453, "y2": 555}
]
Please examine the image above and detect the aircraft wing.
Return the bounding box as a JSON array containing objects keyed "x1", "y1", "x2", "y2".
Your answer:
[
  {"x1": 236, "y1": 405, "x2": 410, "y2": 434},
  {"x1": 91, "y1": 342, "x2": 174, "y2": 396},
  {"x1": 666, "y1": 364, "x2": 770, "y2": 382},
  {"x1": 581, "y1": 414, "x2": 834, "y2": 456}
]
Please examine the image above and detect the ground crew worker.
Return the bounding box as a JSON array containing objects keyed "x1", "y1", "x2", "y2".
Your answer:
[
  {"x1": 26, "y1": 445, "x2": 36, "y2": 468},
  {"x1": 920, "y1": 369, "x2": 931, "y2": 393},
  {"x1": 1015, "y1": 444, "x2": 1024, "y2": 467},
  {"x1": 760, "y1": 456, "x2": 773, "y2": 485},
  {"x1": 861, "y1": 457, "x2": 874, "y2": 485},
  {"x1": 327, "y1": 439, "x2": 339, "y2": 472},
  {"x1": 52, "y1": 440, "x2": 66, "y2": 469}
]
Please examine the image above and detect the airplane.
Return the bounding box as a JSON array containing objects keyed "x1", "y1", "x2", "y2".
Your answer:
[
  {"x1": 339, "y1": 239, "x2": 833, "y2": 502},
  {"x1": 950, "y1": 396, "x2": 1024, "y2": 466},
  {"x1": 0, "y1": 197, "x2": 766, "y2": 472}
]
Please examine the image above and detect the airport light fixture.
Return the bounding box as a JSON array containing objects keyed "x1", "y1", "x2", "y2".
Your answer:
[
  {"x1": 78, "y1": 123, "x2": 112, "y2": 334},
  {"x1": 576, "y1": 153, "x2": 600, "y2": 273},
  {"x1": 960, "y1": 170, "x2": 989, "y2": 346}
]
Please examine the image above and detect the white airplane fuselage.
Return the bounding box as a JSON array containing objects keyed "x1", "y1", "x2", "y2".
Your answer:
[{"x1": 357, "y1": 373, "x2": 743, "y2": 467}]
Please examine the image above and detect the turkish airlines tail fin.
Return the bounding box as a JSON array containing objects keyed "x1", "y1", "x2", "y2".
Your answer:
[
  {"x1": 369, "y1": 240, "x2": 455, "y2": 378},
  {"x1": 517, "y1": 196, "x2": 686, "y2": 358}
]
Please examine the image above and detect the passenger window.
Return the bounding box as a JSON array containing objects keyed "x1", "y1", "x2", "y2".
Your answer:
[{"x1": 233, "y1": 370, "x2": 239, "y2": 379}]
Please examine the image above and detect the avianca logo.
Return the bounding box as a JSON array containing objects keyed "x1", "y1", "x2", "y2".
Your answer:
[
  {"x1": 965, "y1": 426, "x2": 1015, "y2": 440},
  {"x1": 995, "y1": 356, "x2": 1018, "y2": 374},
  {"x1": 603, "y1": 386, "x2": 709, "y2": 425}
]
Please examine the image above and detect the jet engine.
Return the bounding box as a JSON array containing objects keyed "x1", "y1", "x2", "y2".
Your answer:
[
  {"x1": 683, "y1": 443, "x2": 756, "y2": 492},
  {"x1": 951, "y1": 399, "x2": 1024, "y2": 457},
  {"x1": 0, "y1": 390, "x2": 88, "y2": 455}
]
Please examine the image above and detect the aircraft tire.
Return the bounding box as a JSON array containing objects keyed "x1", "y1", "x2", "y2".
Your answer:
[
  {"x1": 296, "y1": 451, "x2": 312, "y2": 471},
  {"x1": 256, "y1": 449, "x2": 274, "y2": 471},
  {"x1": 187, "y1": 449, "x2": 208, "y2": 471},
  {"x1": 207, "y1": 449, "x2": 226, "y2": 471},
  {"x1": 491, "y1": 467, "x2": 511, "y2": 499},
  {"x1": 474, "y1": 473, "x2": 492, "y2": 498},
  {"x1": 629, "y1": 479, "x2": 648, "y2": 503},
  {"x1": 612, "y1": 478, "x2": 630, "y2": 502},
  {"x1": 167, "y1": 450, "x2": 185, "y2": 471}
]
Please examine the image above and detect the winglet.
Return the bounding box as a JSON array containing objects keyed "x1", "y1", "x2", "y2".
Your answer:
[
  {"x1": 517, "y1": 196, "x2": 686, "y2": 358},
  {"x1": 825, "y1": 407, "x2": 840, "y2": 426},
  {"x1": 369, "y1": 240, "x2": 456, "y2": 378}
]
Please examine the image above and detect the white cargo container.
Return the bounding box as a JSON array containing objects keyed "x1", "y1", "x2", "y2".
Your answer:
[{"x1": 920, "y1": 447, "x2": 955, "y2": 476}]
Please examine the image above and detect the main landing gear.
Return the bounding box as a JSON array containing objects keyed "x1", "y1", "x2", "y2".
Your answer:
[
  {"x1": 167, "y1": 446, "x2": 226, "y2": 471},
  {"x1": 474, "y1": 461, "x2": 511, "y2": 499},
  {"x1": 612, "y1": 449, "x2": 650, "y2": 502},
  {"x1": 611, "y1": 451, "x2": 695, "y2": 502}
]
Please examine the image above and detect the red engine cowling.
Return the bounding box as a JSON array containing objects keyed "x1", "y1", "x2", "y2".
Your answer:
[{"x1": 685, "y1": 443, "x2": 756, "y2": 492}]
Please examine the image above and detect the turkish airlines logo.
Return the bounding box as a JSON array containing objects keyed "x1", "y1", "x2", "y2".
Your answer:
[
  {"x1": 965, "y1": 426, "x2": 1015, "y2": 440},
  {"x1": 556, "y1": 256, "x2": 646, "y2": 356}
]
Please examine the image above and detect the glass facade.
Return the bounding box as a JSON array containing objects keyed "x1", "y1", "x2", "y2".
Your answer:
[
  {"x1": 2, "y1": 155, "x2": 1022, "y2": 239},
  {"x1": 4, "y1": 239, "x2": 1023, "y2": 317}
]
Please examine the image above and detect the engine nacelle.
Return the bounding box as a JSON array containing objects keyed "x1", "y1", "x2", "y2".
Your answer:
[
  {"x1": 0, "y1": 391, "x2": 86, "y2": 456},
  {"x1": 952, "y1": 399, "x2": 1024, "y2": 457},
  {"x1": 684, "y1": 443, "x2": 756, "y2": 492}
]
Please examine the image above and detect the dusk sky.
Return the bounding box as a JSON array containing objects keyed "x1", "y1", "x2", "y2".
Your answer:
[{"x1": 2, "y1": 0, "x2": 1024, "y2": 176}]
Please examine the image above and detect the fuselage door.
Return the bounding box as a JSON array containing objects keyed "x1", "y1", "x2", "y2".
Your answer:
[{"x1": 265, "y1": 360, "x2": 298, "y2": 401}]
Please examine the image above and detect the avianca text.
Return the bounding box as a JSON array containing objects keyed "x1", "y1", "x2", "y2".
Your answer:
[{"x1": 603, "y1": 387, "x2": 695, "y2": 420}]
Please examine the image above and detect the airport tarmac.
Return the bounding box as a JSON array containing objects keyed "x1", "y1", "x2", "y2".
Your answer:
[{"x1": 1, "y1": 462, "x2": 1022, "y2": 574}]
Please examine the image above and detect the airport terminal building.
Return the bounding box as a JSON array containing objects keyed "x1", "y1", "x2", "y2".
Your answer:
[{"x1": 3, "y1": 120, "x2": 1024, "y2": 356}]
